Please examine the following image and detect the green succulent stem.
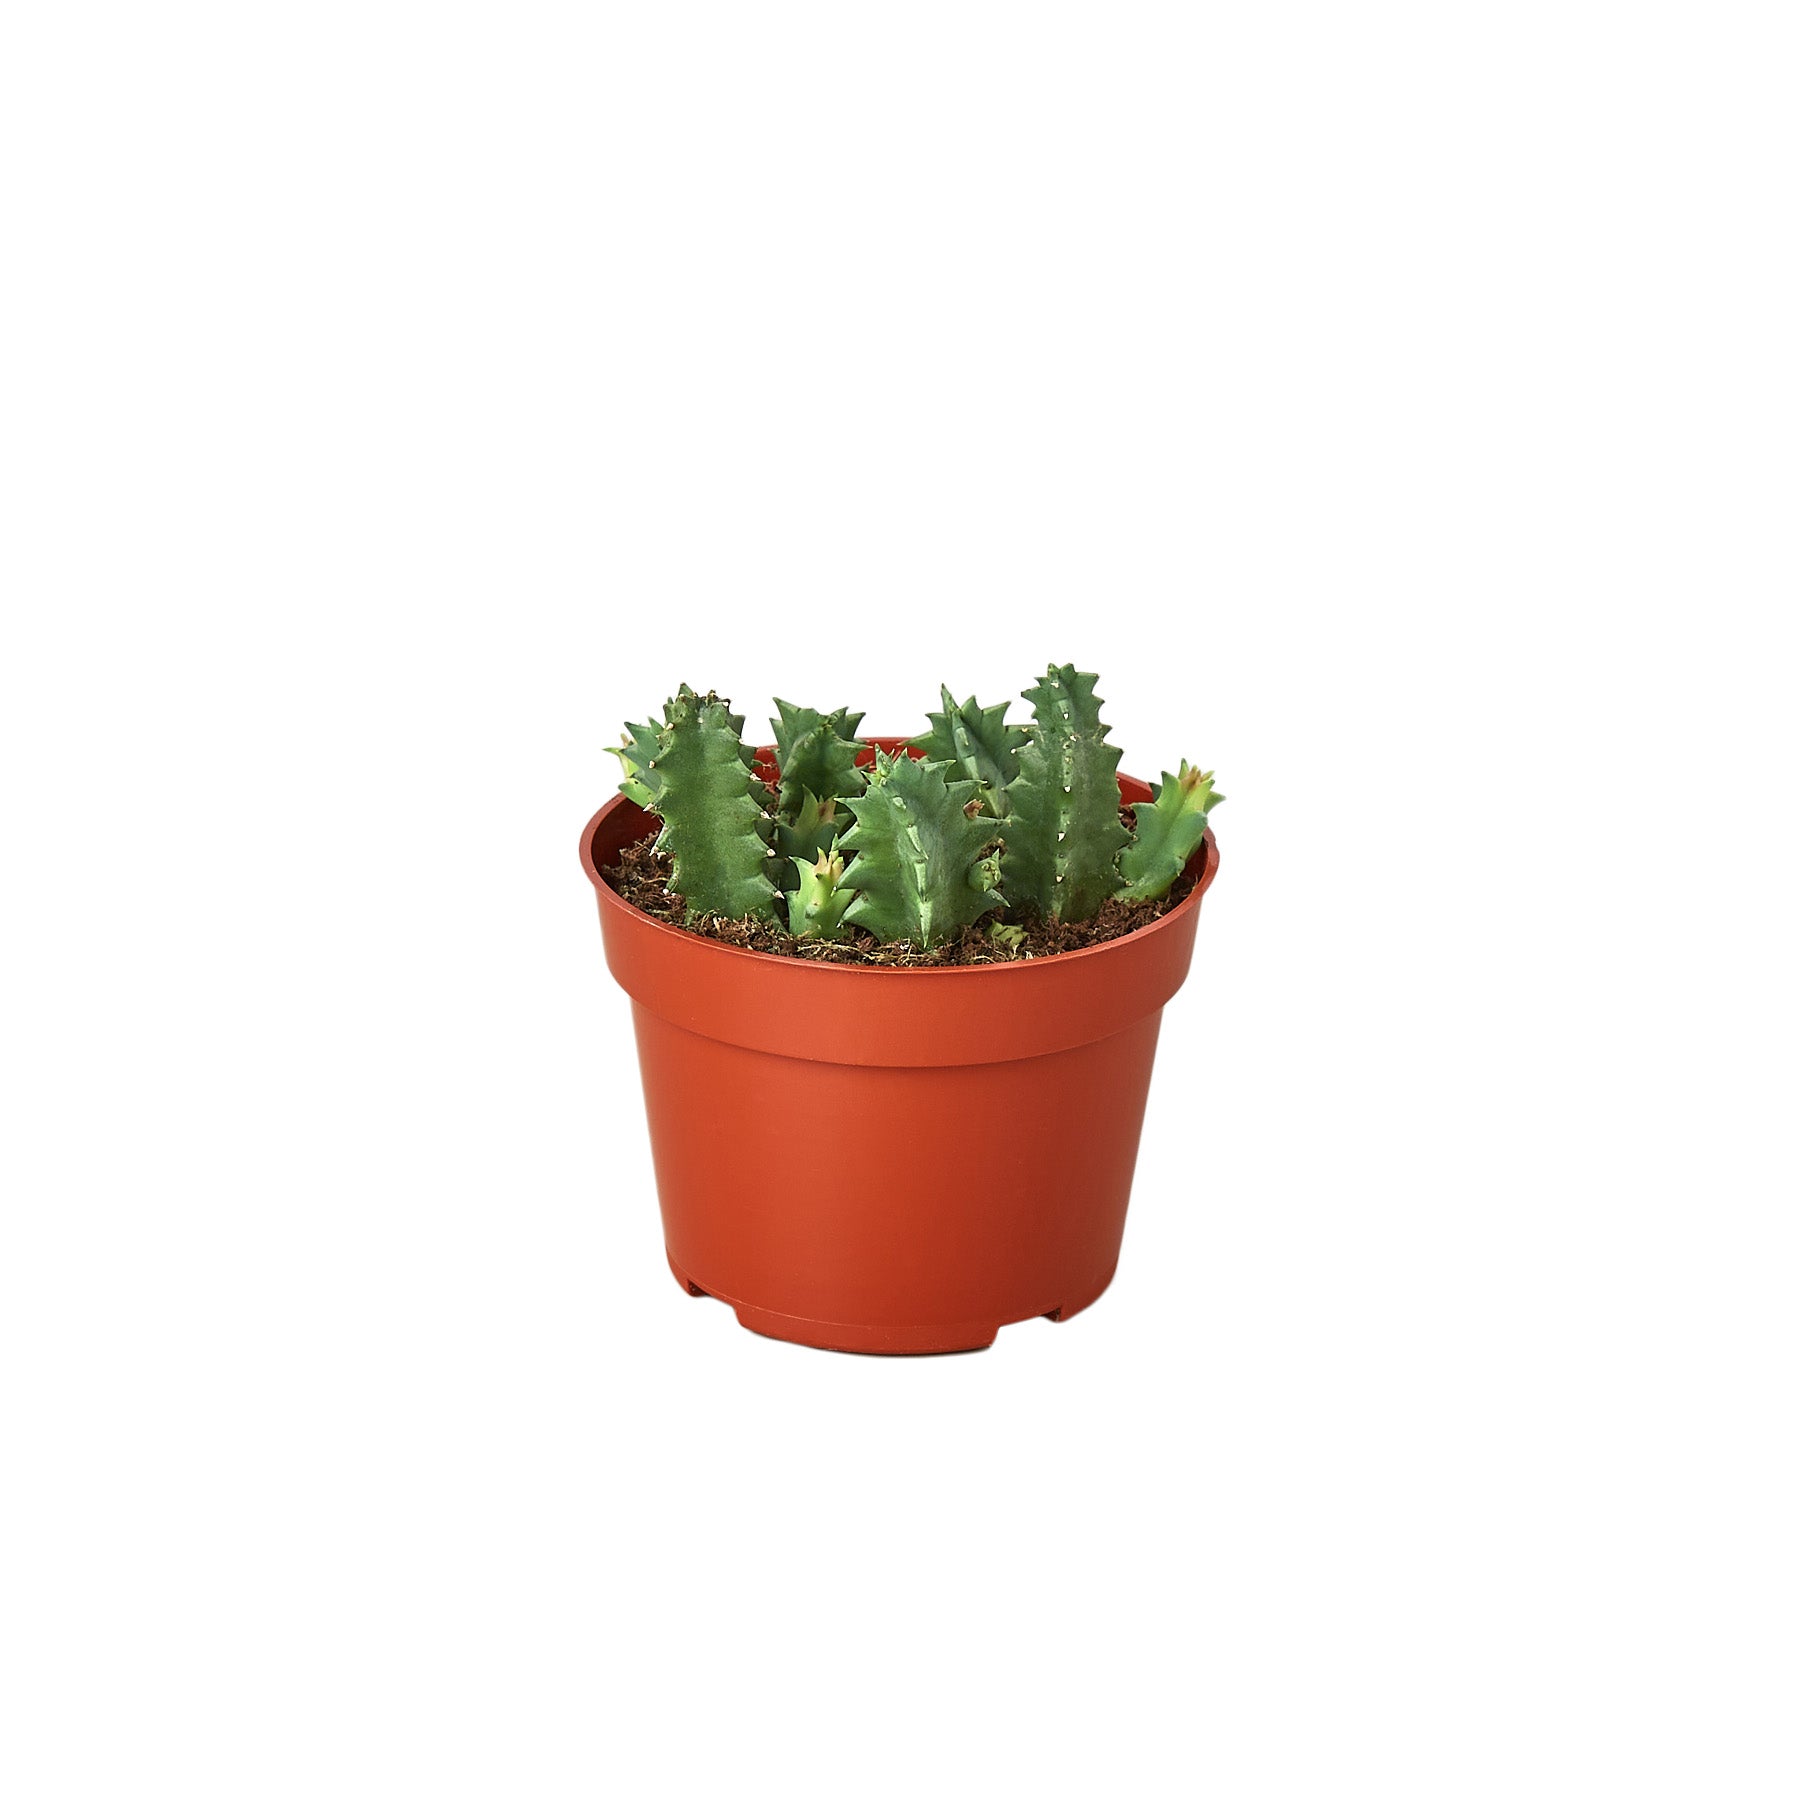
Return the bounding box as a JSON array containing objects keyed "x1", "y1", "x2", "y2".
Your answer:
[
  {"x1": 913, "y1": 685, "x2": 1027, "y2": 817},
  {"x1": 837, "y1": 750, "x2": 1003, "y2": 947},
  {"x1": 1118, "y1": 761, "x2": 1223, "y2": 903},
  {"x1": 998, "y1": 664, "x2": 1131, "y2": 922},
  {"x1": 607, "y1": 719, "x2": 665, "y2": 809},
  {"x1": 787, "y1": 848, "x2": 856, "y2": 939},
  {"x1": 771, "y1": 699, "x2": 866, "y2": 819},
  {"x1": 772, "y1": 790, "x2": 843, "y2": 892},
  {"x1": 646, "y1": 685, "x2": 778, "y2": 921}
]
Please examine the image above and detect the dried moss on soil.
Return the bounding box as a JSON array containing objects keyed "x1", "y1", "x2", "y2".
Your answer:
[{"x1": 602, "y1": 826, "x2": 1200, "y2": 968}]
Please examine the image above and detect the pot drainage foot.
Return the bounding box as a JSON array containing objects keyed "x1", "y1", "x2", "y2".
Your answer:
[
  {"x1": 1043, "y1": 1265, "x2": 1119, "y2": 1325},
  {"x1": 666, "y1": 1252, "x2": 707, "y2": 1298}
]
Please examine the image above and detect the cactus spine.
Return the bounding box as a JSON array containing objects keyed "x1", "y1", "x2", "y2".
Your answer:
[{"x1": 998, "y1": 664, "x2": 1132, "y2": 922}]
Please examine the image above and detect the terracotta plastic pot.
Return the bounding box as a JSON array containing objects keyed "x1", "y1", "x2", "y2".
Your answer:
[{"x1": 579, "y1": 738, "x2": 1220, "y2": 1354}]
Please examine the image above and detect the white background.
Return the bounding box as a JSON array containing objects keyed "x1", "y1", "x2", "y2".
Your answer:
[{"x1": 2, "y1": 4, "x2": 1795, "y2": 1795}]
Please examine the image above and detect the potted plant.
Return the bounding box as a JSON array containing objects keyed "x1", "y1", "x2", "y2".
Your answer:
[{"x1": 578, "y1": 665, "x2": 1223, "y2": 1353}]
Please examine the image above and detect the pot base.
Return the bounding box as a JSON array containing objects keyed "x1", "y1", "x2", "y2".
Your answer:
[{"x1": 667, "y1": 1253, "x2": 1115, "y2": 1356}]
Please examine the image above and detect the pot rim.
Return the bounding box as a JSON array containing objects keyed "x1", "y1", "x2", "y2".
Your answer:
[{"x1": 579, "y1": 745, "x2": 1219, "y2": 979}]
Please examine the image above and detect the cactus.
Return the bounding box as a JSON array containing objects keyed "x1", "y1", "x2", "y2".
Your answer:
[
  {"x1": 999, "y1": 665, "x2": 1133, "y2": 923},
  {"x1": 767, "y1": 701, "x2": 864, "y2": 893},
  {"x1": 772, "y1": 699, "x2": 865, "y2": 815},
  {"x1": 608, "y1": 665, "x2": 1221, "y2": 953},
  {"x1": 641, "y1": 686, "x2": 778, "y2": 920},
  {"x1": 774, "y1": 788, "x2": 841, "y2": 864},
  {"x1": 1117, "y1": 762, "x2": 1222, "y2": 903},
  {"x1": 913, "y1": 686, "x2": 1028, "y2": 817},
  {"x1": 787, "y1": 848, "x2": 856, "y2": 939},
  {"x1": 837, "y1": 749, "x2": 1002, "y2": 947},
  {"x1": 607, "y1": 718, "x2": 665, "y2": 809}
]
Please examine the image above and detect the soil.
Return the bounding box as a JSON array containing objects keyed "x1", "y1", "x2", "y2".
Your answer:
[{"x1": 601, "y1": 815, "x2": 1200, "y2": 967}]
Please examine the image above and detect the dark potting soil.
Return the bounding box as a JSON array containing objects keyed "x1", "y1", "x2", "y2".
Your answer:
[{"x1": 601, "y1": 825, "x2": 1200, "y2": 968}]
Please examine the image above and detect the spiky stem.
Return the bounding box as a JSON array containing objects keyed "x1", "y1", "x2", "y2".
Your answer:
[
  {"x1": 787, "y1": 848, "x2": 856, "y2": 939},
  {"x1": 606, "y1": 719, "x2": 665, "y2": 809},
  {"x1": 649, "y1": 686, "x2": 778, "y2": 920},
  {"x1": 1118, "y1": 762, "x2": 1222, "y2": 903},
  {"x1": 998, "y1": 664, "x2": 1131, "y2": 922},
  {"x1": 913, "y1": 685, "x2": 1027, "y2": 817},
  {"x1": 837, "y1": 750, "x2": 1002, "y2": 947},
  {"x1": 771, "y1": 699, "x2": 865, "y2": 817},
  {"x1": 772, "y1": 791, "x2": 843, "y2": 893}
]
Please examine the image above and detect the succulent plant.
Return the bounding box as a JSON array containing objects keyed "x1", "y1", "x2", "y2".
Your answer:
[
  {"x1": 771, "y1": 699, "x2": 864, "y2": 810},
  {"x1": 637, "y1": 685, "x2": 778, "y2": 921},
  {"x1": 607, "y1": 717, "x2": 665, "y2": 810},
  {"x1": 767, "y1": 700, "x2": 865, "y2": 892},
  {"x1": 836, "y1": 749, "x2": 1003, "y2": 948},
  {"x1": 773, "y1": 789, "x2": 844, "y2": 882},
  {"x1": 1118, "y1": 761, "x2": 1223, "y2": 904},
  {"x1": 787, "y1": 848, "x2": 856, "y2": 940},
  {"x1": 998, "y1": 665, "x2": 1133, "y2": 923},
  {"x1": 607, "y1": 668, "x2": 1220, "y2": 950},
  {"x1": 913, "y1": 686, "x2": 1028, "y2": 817}
]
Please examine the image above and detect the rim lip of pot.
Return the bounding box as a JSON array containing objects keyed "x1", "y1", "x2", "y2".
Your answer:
[{"x1": 579, "y1": 739, "x2": 1221, "y2": 1068}]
